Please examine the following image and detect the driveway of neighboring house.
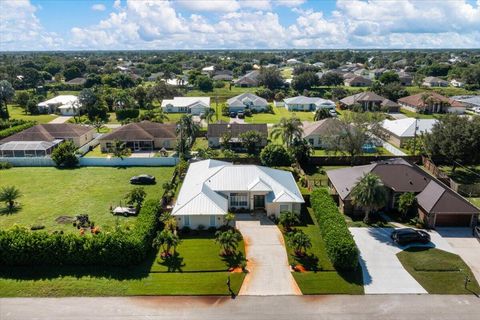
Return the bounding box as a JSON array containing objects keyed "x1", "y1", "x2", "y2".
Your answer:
[
  {"x1": 389, "y1": 112, "x2": 408, "y2": 120},
  {"x1": 236, "y1": 214, "x2": 301, "y2": 296},
  {"x1": 48, "y1": 116, "x2": 71, "y2": 124},
  {"x1": 349, "y1": 227, "x2": 455, "y2": 294},
  {"x1": 436, "y1": 228, "x2": 480, "y2": 282}
]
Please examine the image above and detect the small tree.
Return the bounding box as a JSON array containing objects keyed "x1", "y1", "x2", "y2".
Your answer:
[
  {"x1": 351, "y1": 173, "x2": 388, "y2": 223},
  {"x1": 279, "y1": 211, "x2": 300, "y2": 232},
  {"x1": 314, "y1": 108, "x2": 331, "y2": 121},
  {"x1": 16, "y1": 91, "x2": 30, "y2": 114},
  {"x1": 239, "y1": 130, "x2": 264, "y2": 155},
  {"x1": 397, "y1": 192, "x2": 417, "y2": 219},
  {"x1": 224, "y1": 212, "x2": 235, "y2": 226},
  {"x1": 215, "y1": 229, "x2": 243, "y2": 256},
  {"x1": 125, "y1": 187, "x2": 146, "y2": 211},
  {"x1": 0, "y1": 186, "x2": 22, "y2": 212},
  {"x1": 109, "y1": 139, "x2": 131, "y2": 159},
  {"x1": 0, "y1": 80, "x2": 15, "y2": 119},
  {"x1": 153, "y1": 229, "x2": 181, "y2": 257},
  {"x1": 260, "y1": 144, "x2": 293, "y2": 167},
  {"x1": 88, "y1": 116, "x2": 106, "y2": 133},
  {"x1": 51, "y1": 141, "x2": 78, "y2": 168},
  {"x1": 287, "y1": 230, "x2": 312, "y2": 256}
]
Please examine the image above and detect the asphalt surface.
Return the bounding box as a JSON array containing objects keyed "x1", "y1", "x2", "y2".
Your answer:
[{"x1": 1, "y1": 295, "x2": 479, "y2": 320}]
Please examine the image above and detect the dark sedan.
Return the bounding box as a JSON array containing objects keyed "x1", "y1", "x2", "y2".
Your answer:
[
  {"x1": 391, "y1": 228, "x2": 431, "y2": 246},
  {"x1": 130, "y1": 174, "x2": 156, "y2": 185}
]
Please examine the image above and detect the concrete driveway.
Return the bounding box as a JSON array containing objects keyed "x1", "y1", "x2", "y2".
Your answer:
[
  {"x1": 236, "y1": 214, "x2": 301, "y2": 296},
  {"x1": 229, "y1": 116, "x2": 245, "y2": 124},
  {"x1": 436, "y1": 228, "x2": 480, "y2": 282},
  {"x1": 48, "y1": 116, "x2": 71, "y2": 123},
  {"x1": 349, "y1": 227, "x2": 455, "y2": 294}
]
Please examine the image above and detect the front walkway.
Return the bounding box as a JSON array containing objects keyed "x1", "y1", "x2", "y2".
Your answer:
[
  {"x1": 48, "y1": 116, "x2": 71, "y2": 123},
  {"x1": 235, "y1": 214, "x2": 301, "y2": 296}
]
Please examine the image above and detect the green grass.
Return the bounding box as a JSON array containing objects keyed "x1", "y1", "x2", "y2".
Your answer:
[
  {"x1": 399, "y1": 108, "x2": 439, "y2": 119},
  {"x1": 83, "y1": 145, "x2": 110, "y2": 157},
  {"x1": 280, "y1": 67, "x2": 293, "y2": 79},
  {"x1": 245, "y1": 106, "x2": 314, "y2": 123},
  {"x1": 311, "y1": 147, "x2": 393, "y2": 157},
  {"x1": 191, "y1": 137, "x2": 209, "y2": 150},
  {"x1": 0, "y1": 167, "x2": 174, "y2": 232},
  {"x1": 283, "y1": 206, "x2": 364, "y2": 294},
  {"x1": 186, "y1": 84, "x2": 256, "y2": 103},
  {"x1": 469, "y1": 198, "x2": 480, "y2": 208},
  {"x1": 397, "y1": 247, "x2": 480, "y2": 294},
  {"x1": 439, "y1": 165, "x2": 480, "y2": 185},
  {"x1": 344, "y1": 214, "x2": 393, "y2": 228},
  {"x1": 8, "y1": 105, "x2": 57, "y2": 124}
]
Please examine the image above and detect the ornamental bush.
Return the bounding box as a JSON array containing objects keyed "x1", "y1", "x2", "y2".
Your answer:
[
  {"x1": 115, "y1": 108, "x2": 139, "y2": 121},
  {"x1": 310, "y1": 188, "x2": 359, "y2": 270},
  {"x1": 0, "y1": 199, "x2": 161, "y2": 266},
  {"x1": 0, "y1": 122, "x2": 36, "y2": 139}
]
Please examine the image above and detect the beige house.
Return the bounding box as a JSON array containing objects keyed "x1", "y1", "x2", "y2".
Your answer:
[
  {"x1": 398, "y1": 92, "x2": 466, "y2": 114},
  {"x1": 302, "y1": 119, "x2": 339, "y2": 148},
  {"x1": 98, "y1": 121, "x2": 177, "y2": 152}
]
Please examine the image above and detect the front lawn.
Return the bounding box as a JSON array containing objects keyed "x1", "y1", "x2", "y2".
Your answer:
[
  {"x1": 311, "y1": 147, "x2": 393, "y2": 157},
  {"x1": 0, "y1": 167, "x2": 175, "y2": 232},
  {"x1": 397, "y1": 247, "x2": 480, "y2": 294},
  {"x1": 245, "y1": 106, "x2": 314, "y2": 123},
  {"x1": 282, "y1": 206, "x2": 364, "y2": 294},
  {"x1": 8, "y1": 105, "x2": 57, "y2": 124},
  {"x1": 399, "y1": 108, "x2": 439, "y2": 119}
]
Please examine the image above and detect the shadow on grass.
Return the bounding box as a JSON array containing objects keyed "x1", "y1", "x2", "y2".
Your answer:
[
  {"x1": 221, "y1": 251, "x2": 246, "y2": 269},
  {"x1": 0, "y1": 206, "x2": 21, "y2": 215},
  {"x1": 293, "y1": 253, "x2": 319, "y2": 271},
  {"x1": 0, "y1": 249, "x2": 158, "y2": 281},
  {"x1": 337, "y1": 267, "x2": 364, "y2": 286},
  {"x1": 157, "y1": 252, "x2": 185, "y2": 272}
]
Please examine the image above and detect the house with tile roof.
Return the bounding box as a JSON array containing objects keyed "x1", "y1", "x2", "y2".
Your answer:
[
  {"x1": 172, "y1": 160, "x2": 304, "y2": 229},
  {"x1": 398, "y1": 92, "x2": 466, "y2": 114},
  {"x1": 339, "y1": 91, "x2": 400, "y2": 112}
]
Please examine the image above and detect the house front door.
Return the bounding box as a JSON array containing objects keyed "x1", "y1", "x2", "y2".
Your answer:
[{"x1": 253, "y1": 195, "x2": 265, "y2": 209}]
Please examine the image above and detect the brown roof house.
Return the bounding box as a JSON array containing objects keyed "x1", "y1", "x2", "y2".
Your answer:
[
  {"x1": 302, "y1": 118, "x2": 339, "y2": 148},
  {"x1": 422, "y1": 76, "x2": 448, "y2": 87},
  {"x1": 327, "y1": 158, "x2": 479, "y2": 228},
  {"x1": 398, "y1": 92, "x2": 466, "y2": 114},
  {"x1": 339, "y1": 91, "x2": 400, "y2": 112},
  {"x1": 98, "y1": 121, "x2": 177, "y2": 152},
  {"x1": 207, "y1": 123, "x2": 268, "y2": 150},
  {"x1": 344, "y1": 75, "x2": 372, "y2": 87},
  {"x1": 0, "y1": 123, "x2": 94, "y2": 157}
]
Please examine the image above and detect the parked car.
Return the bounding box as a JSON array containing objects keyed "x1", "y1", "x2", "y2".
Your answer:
[
  {"x1": 473, "y1": 107, "x2": 480, "y2": 114},
  {"x1": 229, "y1": 112, "x2": 237, "y2": 118},
  {"x1": 391, "y1": 228, "x2": 431, "y2": 245},
  {"x1": 237, "y1": 112, "x2": 244, "y2": 119},
  {"x1": 112, "y1": 205, "x2": 137, "y2": 217},
  {"x1": 329, "y1": 109, "x2": 338, "y2": 117},
  {"x1": 130, "y1": 174, "x2": 156, "y2": 185}
]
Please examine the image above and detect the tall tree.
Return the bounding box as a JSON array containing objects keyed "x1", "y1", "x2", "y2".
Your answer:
[
  {"x1": 215, "y1": 229, "x2": 243, "y2": 256},
  {"x1": 0, "y1": 80, "x2": 15, "y2": 119},
  {"x1": 239, "y1": 130, "x2": 265, "y2": 155},
  {"x1": 351, "y1": 173, "x2": 388, "y2": 223},
  {"x1": 78, "y1": 88, "x2": 109, "y2": 121},
  {"x1": 176, "y1": 114, "x2": 199, "y2": 158},
  {"x1": 270, "y1": 117, "x2": 303, "y2": 148},
  {"x1": 201, "y1": 107, "x2": 216, "y2": 125},
  {"x1": 258, "y1": 67, "x2": 284, "y2": 90},
  {"x1": 313, "y1": 108, "x2": 331, "y2": 121}
]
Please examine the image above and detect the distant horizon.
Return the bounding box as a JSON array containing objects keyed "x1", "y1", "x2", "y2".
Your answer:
[{"x1": 1, "y1": 0, "x2": 479, "y2": 51}]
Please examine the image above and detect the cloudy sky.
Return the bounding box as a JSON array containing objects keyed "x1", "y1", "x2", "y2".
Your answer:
[{"x1": 1, "y1": 0, "x2": 479, "y2": 51}]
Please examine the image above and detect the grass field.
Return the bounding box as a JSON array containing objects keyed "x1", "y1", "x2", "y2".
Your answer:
[
  {"x1": 397, "y1": 247, "x2": 480, "y2": 294},
  {"x1": 399, "y1": 108, "x2": 439, "y2": 119},
  {"x1": 8, "y1": 105, "x2": 57, "y2": 124},
  {"x1": 283, "y1": 206, "x2": 364, "y2": 294},
  {"x1": 245, "y1": 106, "x2": 314, "y2": 123},
  {"x1": 0, "y1": 167, "x2": 175, "y2": 232},
  {"x1": 0, "y1": 234, "x2": 246, "y2": 297},
  {"x1": 311, "y1": 147, "x2": 393, "y2": 157},
  {"x1": 186, "y1": 84, "x2": 254, "y2": 103}
]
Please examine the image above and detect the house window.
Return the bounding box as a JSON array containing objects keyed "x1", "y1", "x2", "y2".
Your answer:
[
  {"x1": 280, "y1": 204, "x2": 290, "y2": 212},
  {"x1": 209, "y1": 215, "x2": 216, "y2": 227},
  {"x1": 184, "y1": 216, "x2": 190, "y2": 227},
  {"x1": 308, "y1": 138, "x2": 314, "y2": 145},
  {"x1": 230, "y1": 193, "x2": 248, "y2": 207}
]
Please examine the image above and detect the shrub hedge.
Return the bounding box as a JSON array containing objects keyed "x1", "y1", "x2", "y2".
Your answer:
[
  {"x1": 0, "y1": 122, "x2": 36, "y2": 139},
  {"x1": 0, "y1": 199, "x2": 161, "y2": 266},
  {"x1": 310, "y1": 188, "x2": 359, "y2": 270},
  {"x1": 115, "y1": 109, "x2": 140, "y2": 121}
]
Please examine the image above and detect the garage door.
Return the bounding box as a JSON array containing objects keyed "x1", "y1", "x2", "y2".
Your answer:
[{"x1": 435, "y1": 214, "x2": 472, "y2": 227}]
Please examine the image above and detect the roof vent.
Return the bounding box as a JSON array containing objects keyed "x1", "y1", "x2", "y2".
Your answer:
[{"x1": 409, "y1": 181, "x2": 413, "y2": 185}]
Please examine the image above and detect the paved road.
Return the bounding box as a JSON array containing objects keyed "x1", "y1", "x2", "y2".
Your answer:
[
  {"x1": 236, "y1": 214, "x2": 301, "y2": 296},
  {"x1": 1, "y1": 295, "x2": 479, "y2": 320},
  {"x1": 48, "y1": 116, "x2": 72, "y2": 123}
]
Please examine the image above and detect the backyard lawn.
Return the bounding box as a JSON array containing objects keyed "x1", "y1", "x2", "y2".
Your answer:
[
  {"x1": 8, "y1": 105, "x2": 57, "y2": 124},
  {"x1": 0, "y1": 235, "x2": 246, "y2": 297},
  {"x1": 245, "y1": 106, "x2": 314, "y2": 123},
  {"x1": 397, "y1": 247, "x2": 480, "y2": 294},
  {"x1": 439, "y1": 165, "x2": 480, "y2": 185},
  {"x1": 311, "y1": 147, "x2": 393, "y2": 157},
  {"x1": 186, "y1": 83, "x2": 255, "y2": 103},
  {"x1": 0, "y1": 167, "x2": 175, "y2": 232},
  {"x1": 282, "y1": 206, "x2": 364, "y2": 294}
]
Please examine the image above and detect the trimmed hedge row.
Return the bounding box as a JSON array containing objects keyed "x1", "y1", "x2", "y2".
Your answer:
[
  {"x1": 0, "y1": 199, "x2": 161, "y2": 266},
  {"x1": 310, "y1": 188, "x2": 359, "y2": 270},
  {"x1": 0, "y1": 122, "x2": 36, "y2": 139}
]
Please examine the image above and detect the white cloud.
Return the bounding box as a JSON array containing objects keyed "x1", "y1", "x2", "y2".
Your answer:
[
  {"x1": 176, "y1": 0, "x2": 240, "y2": 12},
  {"x1": 91, "y1": 3, "x2": 106, "y2": 11}
]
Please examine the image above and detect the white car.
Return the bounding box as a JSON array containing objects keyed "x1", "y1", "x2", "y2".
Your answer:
[
  {"x1": 473, "y1": 107, "x2": 480, "y2": 114},
  {"x1": 328, "y1": 109, "x2": 338, "y2": 117}
]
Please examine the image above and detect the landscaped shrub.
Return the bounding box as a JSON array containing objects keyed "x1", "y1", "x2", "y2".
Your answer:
[
  {"x1": 0, "y1": 199, "x2": 161, "y2": 266},
  {"x1": 0, "y1": 162, "x2": 12, "y2": 169},
  {"x1": 0, "y1": 122, "x2": 36, "y2": 139},
  {"x1": 115, "y1": 108, "x2": 139, "y2": 121},
  {"x1": 310, "y1": 188, "x2": 359, "y2": 270}
]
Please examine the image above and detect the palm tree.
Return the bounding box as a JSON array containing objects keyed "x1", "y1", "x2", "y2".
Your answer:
[
  {"x1": 287, "y1": 230, "x2": 312, "y2": 256},
  {"x1": 351, "y1": 173, "x2": 388, "y2": 223},
  {"x1": 215, "y1": 229, "x2": 243, "y2": 256},
  {"x1": 279, "y1": 211, "x2": 300, "y2": 232},
  {"x1": 176, "y1": 114, "x2": 199, "y2": 148},
  {"x1": 153, "y1": 230, "x2": 181, "y2": 257},
  {"x1": 0, "y1": 186, "x2": 21, "y2": 212},
  {"x1": 314, "y1": 108, "x2": 331, "y2": 121},
  {"x1": 270, "y1": 116, "x2": 303, "y2": 148},
  {"x1": 201, "y1": 107, "x2": 216, "y2": 125}
]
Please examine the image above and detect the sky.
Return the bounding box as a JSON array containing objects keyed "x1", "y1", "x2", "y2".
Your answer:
[{"x1": 1, "y1": 0, "x2": 479, "y2": 51}]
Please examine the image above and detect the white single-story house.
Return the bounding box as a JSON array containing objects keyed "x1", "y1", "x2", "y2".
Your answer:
[
  {"x1": 161, "y1": 97, "x2": 210, "y2": 115},
  {"x1": 227, "y1": 93, "x2": 268, "y2": 113},
  {"x1": 37, "y1": 95, "x2": 80, "y2": 116},
  {"x1": 284, "y1": 96, "x2": 335, "y2": 112},
  {"x1": 381, "y1": 118, "x2": 437, "y2": 148},
  {"x1": 172, "y1": 160, "x2": 304, "y2": 229}
]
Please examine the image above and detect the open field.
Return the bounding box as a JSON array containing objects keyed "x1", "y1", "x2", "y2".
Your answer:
[
  {"x1": 7, "y1": 105, "x2": 57, "y2": 124},
  {"x1": 397, "y1": 247, "x2": 480, "y2": 294},
  {"x1": 245, "y1": 106, "x2": 314, "y2": 123},
  {"x1": 0, "y1": 167, "x2": 174, "y2": 232}
]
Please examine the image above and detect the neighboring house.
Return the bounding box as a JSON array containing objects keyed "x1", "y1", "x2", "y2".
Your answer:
[
  {"x1": 226, "y1": 93, "x2": 268, "y2": 112},
  {"x1": 286, "y1": 58, "x2": 301, "y2": 65},
  {"x1": 344, "y1": 76, "x2": 372, "y2": 87},
  {"x1": 234, "y1": 70, "x2": 260, "y2": 87},
  {"x1": 283, "y1": 96, "x2": 335, "y2": 112},
  {"x1": 450, "y1": 79, "x2": 465, "y2": 88},
  {"x1": 339, "y1": 91, "x2": 400, "y2": 112},
  {"x1": 0, "y1": 124, "x2": 94, "y2": 157},
  {"x1": 381, "y1": 118, "x2": 437, "y2": 148},
  {"x1": 451, "y1": 95, "x2": 480, "y2": 109},
  {"x1": 207, "y1": 123, "x2": 268, "y2": 149},
  {"x1": 37, "y1": 95, "x2": 80, "y2": 116},
  {"x1": 397, "y1": 71, "x2": 413, "y2": 86},
  {"x1": 302, "y1": 118, "x2": 338, "y2": 148},
  {"x1": 147, "y1": 72, "x2": 164, "y2": 81},
  {"x1": 369, "y1": 68, "x2": 386, "y2": 79},
  {"x1": 398, "y1": 92, "x2": 465, "y2": 114},
  {"x1": 65, "y1": 77, "x2": 86, "y2": 86},
  {"x1": 161, "y1": 97, "x2": 210, "y2": 115},
  {"x1": 172, "y1": 159, "x2": 304, "y2": 229},
  {"x1": 327, "y1": 158, "x2": 479, "y2": 228},
  {"x1": 202, "y1": 65, "x2": 215, "y2": 76},
  {"x1": 422, "y1": 76, "x2": 449, "y2": 87},
  {"x1": 212, "y1": 70, "x2": 233, "y2": 81}
]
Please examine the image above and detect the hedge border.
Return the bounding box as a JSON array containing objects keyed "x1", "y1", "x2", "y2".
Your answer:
[{"x1": 0, "y1": 122, "x2": 36, "y2": 139}]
